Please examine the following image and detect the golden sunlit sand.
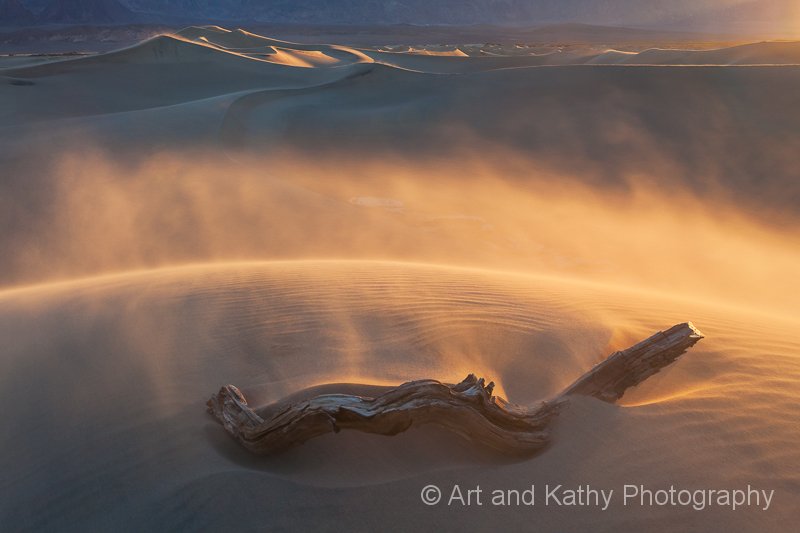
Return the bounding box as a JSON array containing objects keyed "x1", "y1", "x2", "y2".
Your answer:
[
  {"x1": 1, "y1": 24, "x2": 798, "y2": 531},
  {"x1": 1, "y1": 261, "x2": 798, "y2": 529}
]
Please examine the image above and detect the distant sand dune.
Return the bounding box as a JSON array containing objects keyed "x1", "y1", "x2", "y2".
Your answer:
[
  {"x1": 619, "y1": 41, "x2": 800, "y2": 65},
  {"x1": 4, "y1": 26, "x2": 800, "y2": 125}
]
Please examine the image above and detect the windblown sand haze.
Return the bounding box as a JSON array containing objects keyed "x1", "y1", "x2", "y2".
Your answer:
[{"x1": 1, "y1": 22, "x2": 798, "y2": 532}]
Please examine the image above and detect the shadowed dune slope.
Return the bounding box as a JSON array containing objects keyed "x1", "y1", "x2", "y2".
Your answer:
[{"x1": 0, "y1": 33, "x2": 371, "y2": 122}]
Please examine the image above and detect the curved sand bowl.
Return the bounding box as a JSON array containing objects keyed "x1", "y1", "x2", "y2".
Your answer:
[{"x1": 1, "y1": 260, "x2": 799, "y2": 531}]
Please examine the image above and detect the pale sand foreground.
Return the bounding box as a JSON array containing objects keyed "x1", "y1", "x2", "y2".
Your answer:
[
  {"x1": 0, "y1": 261, "x2": 798, "y2": 531},
  {"x1": 1, "y1": 26, "x2": 799, "y2": 531}
]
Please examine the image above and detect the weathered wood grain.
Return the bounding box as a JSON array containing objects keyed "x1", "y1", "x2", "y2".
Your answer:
[{"x1": 208, "y1": 322, "x2": 704, "y2": 455}]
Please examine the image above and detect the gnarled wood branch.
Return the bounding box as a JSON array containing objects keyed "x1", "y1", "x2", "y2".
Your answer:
[{"x1": 207, "y1": 322, "x2": 703, "y2": 456}]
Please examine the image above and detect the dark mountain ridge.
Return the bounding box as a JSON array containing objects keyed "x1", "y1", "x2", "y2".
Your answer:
[{"x1": 1, "y1": 0, "x2": 795, "y2": 37}]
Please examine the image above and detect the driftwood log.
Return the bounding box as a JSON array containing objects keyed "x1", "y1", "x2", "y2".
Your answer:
[{"x1": 208, "y1": 322, "x2": 704, "y2": 456}]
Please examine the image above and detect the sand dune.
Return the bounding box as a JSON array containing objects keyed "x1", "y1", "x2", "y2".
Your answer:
[
  {"x1": 1, "y1": 25, "x2": 799, "y2": 531},
  {"x1": 617, "y1": 40, "x2": 800, "y2": 65},
  {"x1": 175, "y1": 25, "x2": 373, "y2": 66},
  {"x1": 0, "y1": 34, "x2": 369, "y2": 123},
  {"x1": 166, "y1": 26, "x2": 800, "y2": 71},
  {"x1": 0, "y1": 261, "x2": 798, "y2": 530},
  {"x1": 5, "y1": 28, "x2": 800, "y2": 209},
  {"x1": 5, "y1": 28, "x2": 800, "y2": 123}
]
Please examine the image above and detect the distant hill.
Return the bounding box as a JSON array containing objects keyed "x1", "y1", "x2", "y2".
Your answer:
[
  {"x1": 37, "y1": 0, "x2": 135, "y2": 24},
  {"x1": 0, "y1": 0, "x2": 36, "y2": 25},
  {"x1": 116, "y1": 0, "x2": 722, "y2": 26},
  {"x1": 115, "y1": 0, "x2": 792, "y2": 31},
  {"x1": 1, "y1": 0, "x2": 796, "y2": 37},
  {"x1": 670, "y1": 0, "x2": 794, "y2": 35}
]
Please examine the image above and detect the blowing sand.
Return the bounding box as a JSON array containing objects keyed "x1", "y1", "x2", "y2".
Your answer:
[{"x1": 1, "y1": 26, "x2": 798, "y2": 532}]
